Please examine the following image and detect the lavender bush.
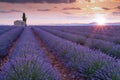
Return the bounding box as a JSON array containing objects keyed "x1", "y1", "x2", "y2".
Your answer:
[
  {"x1": 0, "y1": 28, "x2": 60, "y2": 80},
  {"x1": 0, "y1": 27, "x2": 24, "y2": 58},
  {"x1": 40, "y1": 27, "x2": 120, "y2": 58},
  {"x1": 33, "y1": 27, "x2": 120, "y2": 80},
  {"x1": 46, "y1": 26, "x2": 120, "y2": 44},
  {"x1": 0, "y1": 54, "x2": 59, "y2": 80},
  {"x1": 0, "y1": 26, "x2": 15, "y2": 35},
  {"x1": 49, "y1": 26, "x2": 120, "y2": 38}
]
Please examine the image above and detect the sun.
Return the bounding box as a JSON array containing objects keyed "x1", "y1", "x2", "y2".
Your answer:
[
  {"x1": 96, "y1": 17, "x2": 106, "y2": 25},
  {"x1": 94, "y1": 14, "x2": 106, "y2": 25}
]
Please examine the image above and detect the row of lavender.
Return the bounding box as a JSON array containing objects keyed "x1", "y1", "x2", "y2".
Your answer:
[
  {"x1": 59, "y1": 29, "x2": 120, "y2": 44},
  {"x1": 0, "y1": 28, "x2": 59, "y2": 80},
  {"x1": 48, "y1": 26, "x2": 120, "y2": 44},
  {"x1": 33, "y1": 27, "x2": 120, "y2": 80},
  {"x1": 0, "y1": 27, "x2": 24, "y2": 58},
  {"x1": 40, "y1": 27, "x2": 120, "y2": 58},
  {"x1": 50, "y1": 26, "x2": 120, "y2": 37},
  {"x1": 0, "y1": 26, "x2": 15, "y2": 35}
]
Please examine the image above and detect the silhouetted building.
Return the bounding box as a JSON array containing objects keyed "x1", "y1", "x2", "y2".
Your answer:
[
  {"x1": 14, "y1": 13, "x2": 27, "y2": 26},
  {"x1": 14, "y1": 20, "x2": 26, "y2": 26}
]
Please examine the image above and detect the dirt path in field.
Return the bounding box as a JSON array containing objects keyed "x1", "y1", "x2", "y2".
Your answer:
[
  {"x1": 32, "y1": 29, "x2": 85, "y2": 80},
  {"x1": 0, "y1": 36, "x2": 20, "y2": 70}
]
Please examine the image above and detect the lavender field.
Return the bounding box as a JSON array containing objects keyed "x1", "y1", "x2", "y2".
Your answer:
[{"x1": 0, "y1": 25, "x2": 120, "y2": 80}]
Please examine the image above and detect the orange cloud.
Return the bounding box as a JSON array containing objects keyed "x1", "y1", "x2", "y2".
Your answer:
[{"x1": 113, "y1": 0, "x2": 120, "y2": 2}]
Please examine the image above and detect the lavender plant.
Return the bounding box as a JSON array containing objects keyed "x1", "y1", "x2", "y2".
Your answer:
[
  {"x1": 40, "y1": 27, "x2": 120, "y2": 58},
  {"x1": 46, "y1": 26, "x2": 120, "y2": 44},
  {"x1": 0, "y1": 26, "x2": 15, "y2": 35},
  {"x1": 0, "y1": 27, "x2": 24, "y2": 58},
  {"x1": 0, "y1": 54, "x2": 59, "y2": 80},
  {"x1": 33, "y1": 27, "x2": 120, "y2": 80},
  {"x1": 0, "y1": 28, "x2": 60, "y2": 80}
]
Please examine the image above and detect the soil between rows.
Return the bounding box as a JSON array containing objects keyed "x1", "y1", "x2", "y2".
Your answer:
[
  {"x1": 32, "y1": 29, "x2": 85, "y2": 80},
  {"x1": 0, "y1": 37, "x2": 19, "y2": 70}
]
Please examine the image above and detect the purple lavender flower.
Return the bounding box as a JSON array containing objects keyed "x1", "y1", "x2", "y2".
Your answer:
[
  {"x1": 40, "y1": 27, "x2": 120, "y2": 58},
  {"x1": 33, "y1": 27, "x2": 120, "y2": 80},
  {"x1": 0, "y1": 28, "x2": 60, "y2": 80},
  {"x1": 0, "y1": 27, "x2": 23, "y2": 58},
  {"x1": 0, "y1": 54, "x2": 59, "y2": 80}
]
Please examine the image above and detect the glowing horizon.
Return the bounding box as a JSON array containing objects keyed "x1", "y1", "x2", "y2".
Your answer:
[{"x1": 0, "y1": 0, "x2": 120, "y2": 25}]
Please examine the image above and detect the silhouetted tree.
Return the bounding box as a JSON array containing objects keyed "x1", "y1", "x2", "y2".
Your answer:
[{"x1": 22, "y1": 12, "x2": 27, "y2": 23}]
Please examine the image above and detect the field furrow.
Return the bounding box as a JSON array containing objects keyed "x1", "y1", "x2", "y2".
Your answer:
[
  {"x1": 0, "y1": 25, "x2": 120, "y2": 80},
  {"x1": 40, "y1": 27, "x2": 120, "y2": 58},
  {"x1": 32, "y1": 29, "x2": 83, "y2": 80},
  {"x1": 33, "y1": 27, "x2": 120, "y2": 80}
]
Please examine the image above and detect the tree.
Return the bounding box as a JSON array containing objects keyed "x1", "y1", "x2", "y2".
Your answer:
[{"x1": 22, "y1": 12, "x2": 27, "y2": 23}]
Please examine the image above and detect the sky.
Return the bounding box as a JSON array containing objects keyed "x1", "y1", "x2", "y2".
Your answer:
[{"x1": 0, "y1": 0, "x2": 120, "y2": 25}]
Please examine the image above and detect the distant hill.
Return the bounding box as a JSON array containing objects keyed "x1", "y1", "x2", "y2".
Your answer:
[
  {"x1": 106, "y1": 23, "x2": 120, "y2": 25},
  {"x1": 89, "y1": 22, "x2": 120, "y2": 25},
  {"x1": 55, "y1": 22, "x2": 120, "y2": 26}
]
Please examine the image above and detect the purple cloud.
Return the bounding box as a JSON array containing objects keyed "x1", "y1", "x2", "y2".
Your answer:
[
  {"x1": 63, "y1": 12, "x2": 72, "y2": 15},
  {"x1": 63, "y1": 7, "x2": 81, "y2": 10},
  {"x1": 112, "y1": 12, "x2": 120, "y2": 16},
  {"x1": 54, "y1": 6, "x2": 57, "y2": 8},
  {"x1": 11, "y1": 9, "x2": 23, "y2": 12},
  {"x1": 102, "y1": 7, "x2": 111, "y2": 10},
  {"x1": 37, "y1": 9, "x2": 51, "y2": 11},
  {"x1": 0, "y1": 10, "x2": 11, "y2": 13},
  {"x1": 0, "y1": 0, "x2": 76, "y2": 3},
  {"x1": 116, "y1": 6, "x2": 120, "y2": 9},
  {"x1": 0, "y1": 9, "x2": 23, "y2": 13}
]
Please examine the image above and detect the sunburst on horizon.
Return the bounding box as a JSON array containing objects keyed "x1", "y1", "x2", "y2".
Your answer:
[{"x1": 94, "y1": 14, "x2": 106, "y2": 25}]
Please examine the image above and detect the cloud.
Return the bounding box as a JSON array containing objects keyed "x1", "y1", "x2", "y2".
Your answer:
[
  {"x1": 102, "y1": 7, "x2": 111, "y2": 10},
  {"x1": 0, "y1": 9, "x2": 23, "y2": 13},
  {"x1": 54, "y1": 6, "x2": 57, "y2": 8},
  {"x1": 85, "y1": 0, "x2": 90, "y2": 2},
  {"x1": 65, "y1": 15, "x2": 89, "y2": 20},
  {"x1": 115, "y1": 6, "x2": 120, "y2": 9},
  {"x1": 0, "y1": 10, "x2": 11, "y2": 13},
  {"x1": 63, "y1": 7, "x2": 81, "y2": 10},
  {"x1": 10, "y1": 9, "x2": 23, "y2": 12},
  {"x1": 112, "y1": 11, "x2": 120, "y2": 16},
  {"x1": 37, "y1": 9, "x2": 51, "y2": 11},
  {"x1": 63, "y1": 12, "x2": 72, "y2": 15},
  {"x1": 102, "y1": 6, "x2": 120, "y2": 11},
  {"x1": 113, "y1": 0, "x2": 120, "y2": 2},
  {"x1": 0, "y1": 0, "x2": 76, "y2": 3},
  {"x1": 91, "y1": 7, "x2": 103, "y2": 11}
]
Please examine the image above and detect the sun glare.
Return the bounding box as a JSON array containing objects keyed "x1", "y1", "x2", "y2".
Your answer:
[
  {"x1": 94, "y1": 14, "x2": 106, "y2": 25},
  {"x1": 96, "y1": 17, "x2": 106, "y2": 25}
]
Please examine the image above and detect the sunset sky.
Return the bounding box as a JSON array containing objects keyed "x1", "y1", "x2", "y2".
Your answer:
[{"x1": 0, "y1": 0, "x2": 120, "y2": 25}]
